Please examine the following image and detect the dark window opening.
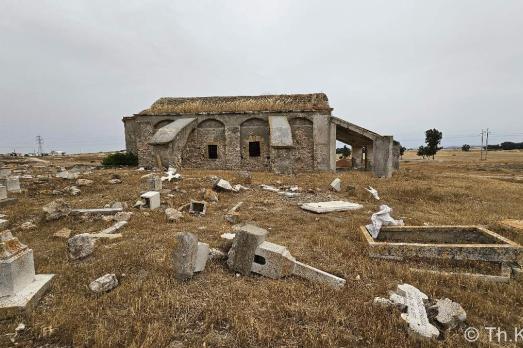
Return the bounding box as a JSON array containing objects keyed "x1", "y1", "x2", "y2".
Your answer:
[
  {"x1": 249, "y1": 141, "x2": 261, "y2": 157},
  {"x1": 208, "y1": 145, "x2": 218, "y2": 159},
  {"x1": 254, "y1": 254, "x2": 266, "y2": 265}
]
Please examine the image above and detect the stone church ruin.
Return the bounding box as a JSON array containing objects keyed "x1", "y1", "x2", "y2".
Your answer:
[{"x1": 123, "y1": 93, "x2": 398, "y2": 177}]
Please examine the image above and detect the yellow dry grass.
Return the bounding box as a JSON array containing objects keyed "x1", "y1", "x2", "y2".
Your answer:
[{"x1": 0, "y1": 149, "x2": 522, "y2": 347}]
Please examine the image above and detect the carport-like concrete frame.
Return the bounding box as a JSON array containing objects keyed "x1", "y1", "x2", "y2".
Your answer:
[{"x1": 330, "y1": 116, "x2": 395, "y2": 178}]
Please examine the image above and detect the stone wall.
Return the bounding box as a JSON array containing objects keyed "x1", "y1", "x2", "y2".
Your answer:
[
  {"x1": 125, "y1": 111, "x2": 331, "y2": 171},
  {"x1": 289, "y1": 117, "x2": 314, "y2": 171}
]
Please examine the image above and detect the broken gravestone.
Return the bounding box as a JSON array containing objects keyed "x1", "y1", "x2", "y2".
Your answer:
[
  {"x1": 146, "y1": 175, "x2": 162, "y2": 191},
  {"x1": 429, "y1": 298, "x2": 467, "y2": 330},
  {"x1": 227, "y1": 224, "x2": 269, "y2": 276},
  {"x1": 140, "y1": 191, "x2": 161, "y2": 210},
  {"x1": 213, "y1": 178, "x2": 234, "y2": 192},
  {"x1": 67, "y1": 234, "x2": 95, "y2": 260},
  {"x1": 300, "y1": 201, "x2": 363, "y2": 213},
  {"x1": 330, "y1": 178, "x2": 341, "y2": 192},
  {"x1": 389, "y1": 284, "x2": 440, "y2": 339},
  {"x1": 189, "y1": 200, "x2": 207, "y2": 215},
  {"x1": 224, "y1": 202, "x2": 243, "y2": 224},
  {"x1": 172, "y1": 232, "x2": 209, "y2": 280},
  {"x1": 165, "y1": 208, "x2": 183, "y2": 222},
  {"x1": 0, "y1": 176, "x2": 21, "y2": 193},
  {"x1": 42, "y1": 199, "x2": 72, "y2": 221},
  {"x1": 0, "y1": 231, "x2": 54, "y2": 320},
  {"x1": 89, "y1": 274, "x2": 119, "y2": 293},
  {"x1": 226, "y1": 225, "x2": 346, "y2": 288},
  {"x1": 365, "y1": 205, "x2": 404, "y2": 238}
]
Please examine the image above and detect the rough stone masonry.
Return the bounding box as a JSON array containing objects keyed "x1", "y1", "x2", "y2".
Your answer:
[{"x1": 122, "y1": 93, "x2": 398, "y2": 177}]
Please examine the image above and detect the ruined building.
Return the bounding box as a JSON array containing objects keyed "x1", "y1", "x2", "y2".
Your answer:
[{"x1": 123, "y1": 93, "x2": 398, "y2": 177}]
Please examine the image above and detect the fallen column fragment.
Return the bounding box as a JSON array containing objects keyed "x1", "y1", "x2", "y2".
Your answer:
[
  {"x1": 172, "y1": 232, "x2": 209, "y2": 280},
  {"x1": 71, "y1": 207, "x2": 123, "y2": 215},
  {"x1": 300, "y1": 201, "x2": 363, "y2": 213},
  {"x1": 0, "y1": 231, "x2": 54, "y2": 320}
]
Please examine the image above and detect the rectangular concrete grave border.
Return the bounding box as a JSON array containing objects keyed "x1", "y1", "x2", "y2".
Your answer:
[
  {"x1": 360, "y1": 225, "x2": 522, "y2": 280},
  {"x1": 409, "y1": 264, "x2": 513, "y2": 283}
]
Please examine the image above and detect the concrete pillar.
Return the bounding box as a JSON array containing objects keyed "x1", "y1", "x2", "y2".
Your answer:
[
  {"x1": 392, "y1": 142, "x2": 401, "y2": 171},
  {"x1": 329, "y1": 123, "x2": 337, "y2": 171},
  {"x1": 352, "y1": 146, "x2": 363, "y2": 169},
  {"x1": 372, "y1": 136, "x2": 394, "y2": 178}
]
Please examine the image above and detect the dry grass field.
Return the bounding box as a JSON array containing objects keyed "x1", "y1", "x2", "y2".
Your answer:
[{"x1": 1, "y1": 149, "x2": 522, "y2": 347}]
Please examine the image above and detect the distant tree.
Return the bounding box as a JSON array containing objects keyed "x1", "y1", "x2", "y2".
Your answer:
[
  {"x1": 400, "y1": 146, "x2": 406, "y2": 158},
  {"x1": 424, "y1": 129, "x2": 443, "y2": 160},
  {"x1": 336, "y1": 145, "x2": 351, "y2": 158},
  {"x1": 417, "y1": 146, "x2": 428, "y2": 159},
  {"x1": 462, "y1": 144, "x2": 471, "y2": 152}
]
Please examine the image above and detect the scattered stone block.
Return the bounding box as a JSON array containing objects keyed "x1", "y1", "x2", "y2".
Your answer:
[
  {"x1": 233, "y1": 184, "x2": 248, "y2": 192},
  {"x1": 0, "y1": 219, "x2": 7, "y2": 230},
  {"x1": 194, "y1": 242, "x2": 210, "y2": 273},
  {"x1": 108, "y1": 178, "x2": 122, "y2": 184},
  {"x1": 67, "y1": 234, "x2": 95, "y2": 260},
  {"x1": 300, "y1": 201, "x2": 363, "y2": 213},
  {"x1": 114, "y1": 212, "x2": 133, "y2": 222},
  {"x1": 0, "y1": 177, "x2": 21, "y2": 193},
  {"x1": 89, "y1": 274, "x2": 119, "y2": 293},
  {"x1": 0, "y1": 185, "x2": 7, "y2": 201},
  {"x1": 140, "y1": 191, "x2": 161, "y2": 210},
  {"x1": 429, "y1": 298, "x2": 466, "y2": 329},
  {"x1": 236, "y1": 171, "x2": 252, "y2": 184},
  {"x1": 64, "y1": 186, "x2": 81, "y2": 196},
  {"x1": 214, "y1": 178, "x2": 234, "y2": 191},
  {"x1": 20, "y1": 221, "x2": 36, "y2": 230},
  {"x1": 146, "y1": 175, "x2": 162, "y2": 191},
  {"x1": 43, "y1": 199, "x2": 72, "y2": 221},
  {"x1": 227, "y1": 224, "x2": 268, "y2": 275},
  {"x1": 161, "y1": 167, "x2": 177, "y2": 182},
  {"x1": 165, "y1": 208, "x2": 183, "y2": 222},
  {"x1": 330, "y1": 178, "x2": 341, "y2": 192},
  {"x1": 0, "y1": 168, "x2": 12, "y2": 178},
  {"x1": 56, "y1": 171, "x2": 79, "y2": 180},
  {"x1": 189, "y1": 200, "x2": 207, "y2": 215},
  {"x1": 224, "y1": 202, "x2": 243, "y2": 224},
  {"x1": 53, "y1": 228, "x2": 72, "y2": 239},
  {"x1": 260, "y1": 184, "x2": 280, "y2": 193},
  {"x1": 0, "y1": 231, "x2": 54, "y2": 320},
  {"x1": 201, "y1": 188, "x2": 218, "y2": 202},
  {"x1": 173, "y1": 232, "x2": 200, "y2": 280},
  {"x1": 76, "y1": 179, "x2": 94, "y2": 186}
]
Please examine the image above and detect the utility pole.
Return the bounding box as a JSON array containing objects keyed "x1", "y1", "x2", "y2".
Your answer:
[
  {"x1": 480, "y1": 129, "x2": 484, "y2": 160},
  {"x1": 485, "y1": 128, "x2": 489, "y2": 160},
  {"x1": 36, "y1": 135, "x2": 44, "y2": 156}
]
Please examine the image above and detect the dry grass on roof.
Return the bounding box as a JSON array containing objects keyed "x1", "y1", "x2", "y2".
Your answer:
[{"x1": 141, "y1": 93, "x2": 330, "y2": 115}]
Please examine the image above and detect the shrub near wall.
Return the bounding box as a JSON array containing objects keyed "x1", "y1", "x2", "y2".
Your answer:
[{"x1": 101, "y1": 152, "x2": 138, "y2": 166}]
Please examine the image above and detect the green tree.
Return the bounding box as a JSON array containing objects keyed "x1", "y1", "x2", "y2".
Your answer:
[
  {"x1": 417, "y1": 146, "x2": 428, "y2": 159},
  {"x1": 341, "y1": 145, "x2": 351, "y2": 158},
  {"x1": 400, "y1": 146, "x2": 406, "y2": 158},
  {"x1": 461, "y1": 144, "x2": 471, "y2": 152},
  {"x1": 424, "y1": 128, "x2": 443, "y2": 160}
]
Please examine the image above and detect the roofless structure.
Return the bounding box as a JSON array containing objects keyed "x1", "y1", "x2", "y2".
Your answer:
[{"x1": 123, "y1": 93, "x2": 398, "y2": 177}]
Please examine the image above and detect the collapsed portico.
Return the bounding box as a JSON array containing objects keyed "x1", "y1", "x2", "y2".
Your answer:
[{"x1": 123, "y1": 93, "x2": 398, "y2": 177}]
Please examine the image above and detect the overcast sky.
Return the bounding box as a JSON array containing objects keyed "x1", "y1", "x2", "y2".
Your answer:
[{"x1": 0, "y1": 0, "x2": 522, "y2": 153}]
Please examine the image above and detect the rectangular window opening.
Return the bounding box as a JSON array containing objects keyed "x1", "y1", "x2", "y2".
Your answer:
[
  {"x1": 208, "y1": 144, "x2": 218, "y2": 159},
  {"x1": 249, "y1": 141, "x2": 261, "y2": 157}
]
